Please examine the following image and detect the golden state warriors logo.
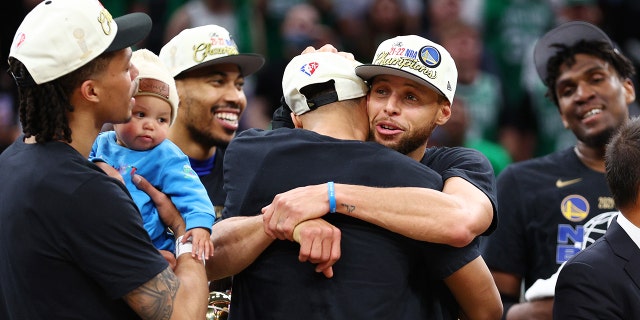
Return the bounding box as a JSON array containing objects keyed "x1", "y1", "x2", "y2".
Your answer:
[
  {"x1": 561, "y1": 195, "x2": 590, "y2": 222},
  {"x1": 419, "y1": 46, "x2": 441, "y2": 68}
]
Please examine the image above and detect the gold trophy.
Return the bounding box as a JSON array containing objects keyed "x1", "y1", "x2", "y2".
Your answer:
[{"x1": 206, "y1": 291, "x2": 230, "y2": 320}]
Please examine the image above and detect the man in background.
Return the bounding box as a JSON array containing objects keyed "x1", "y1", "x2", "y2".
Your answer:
[
  {"x1": 159, "y1": 23, "x2": 265, "y2": 292},
  {"x1": 482, "y1": 21, "x2": 636, "y2": 319}
]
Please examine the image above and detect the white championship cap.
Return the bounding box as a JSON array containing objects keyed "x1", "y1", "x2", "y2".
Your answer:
[
  {"x1": 131, "y1": 49, "x2": 179, "y2": 126},
  {"x1": 282, "y1": 52, "x2": 369, "y2": 115},
  {"x1": 356, "y1": 35, "x2": 457, "y2": 104},
  {"x1": 159, "y1": 24, "x2": 265, "y2": 78},
  {"x1": 9, "y1": 0, "x2": 152, "y2": 85}
]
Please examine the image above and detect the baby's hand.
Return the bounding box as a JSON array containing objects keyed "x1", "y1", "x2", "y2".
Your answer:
[{"x1": 184, "y1": 228, "x2": 213, "y2": 261}]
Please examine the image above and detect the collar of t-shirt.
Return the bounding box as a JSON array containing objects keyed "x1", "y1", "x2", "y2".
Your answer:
[
  {"x1": 616, "y1": 212, "x2": 640, "y2": 250},
  {"x1": 189, "y1": 153, "x2": 216, "y2": 176}
]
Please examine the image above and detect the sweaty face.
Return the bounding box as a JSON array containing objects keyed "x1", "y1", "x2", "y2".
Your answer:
[
  {"x1": 555, "y1": 54, "x2": 634, "y2": 148},
  {"x1": 174, "y1": 63, "x2": 247, "y2": 148},
  {"x1": 367, "y1": 74, "x2": 451, "y2": 159},
  {"x1": 114, "y1": 95, "x2": 171, "y2": 151}
]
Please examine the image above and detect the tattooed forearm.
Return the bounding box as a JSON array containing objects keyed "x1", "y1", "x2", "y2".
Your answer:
[
  {"x1": 124, "y1": 267, "x2": 181, "y2": 320},
  {"x1": 340, "y1": 203, "x2": 355, "y2": 214}
]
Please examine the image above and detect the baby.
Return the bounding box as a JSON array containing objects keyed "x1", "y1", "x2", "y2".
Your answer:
[{"x1": 90, "y1": 49, "x2": 215, "y2": 260}]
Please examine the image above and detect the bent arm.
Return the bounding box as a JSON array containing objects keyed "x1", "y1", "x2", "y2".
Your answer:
[
  {"x1": 124, "y1": 259, "x2": 208, "y2": 320},
  {"x1": 445, "y1": 256, "x2": 503, "y2": 320},
  {"x1": 172, "y1": 253, "x2": 209, "y2": 319},
  {"x1": 263, "y1": 177, "x2": 492, "y2": 247},
  {"x1": 336, "y1": 177, "x2": 492, "y2": 247},
  {"x1": 206, "y1": 215, "x2": 274, "y2": 280},
  {"x1": 128, "y1": 173, "x2": 209, "y2": 319}
]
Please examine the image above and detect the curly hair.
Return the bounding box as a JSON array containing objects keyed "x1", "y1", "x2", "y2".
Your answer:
[
  {"x1": 8, "y1": 51, "x2": 115, "y2": 143},
  {"x1": 544, "y1": 40, "x2": 636, "y2": 107}
]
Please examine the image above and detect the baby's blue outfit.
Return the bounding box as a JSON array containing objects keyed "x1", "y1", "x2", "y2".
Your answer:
[{"x1": 90, "y1": 131, "x2": 215, "y2": 252}]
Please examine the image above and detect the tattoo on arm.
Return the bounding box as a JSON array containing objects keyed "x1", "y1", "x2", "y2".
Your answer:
[
  {"x1": 340, "y1": 203, "x2": 355, "y2": 214},
  {"x1": 124, "y1": 267, "x2": 180, "y2": 320}
]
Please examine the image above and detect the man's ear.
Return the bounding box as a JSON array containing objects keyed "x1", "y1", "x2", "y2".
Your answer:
[
  {"x1": 79, "y1": 79, "x2": 100, "y2": 103},
  {"x1": 623, "y1": 78, "x2": 636, "y2": 105},
  {"x1": 435, "y1": 101, "x2": 452, "y2": 126},
  {"x1": 558, "y1": 109, "x2": 569, "y2": 128},
  {"x1": 291, "y1": 113, "x2": 303, "y2": 128}
]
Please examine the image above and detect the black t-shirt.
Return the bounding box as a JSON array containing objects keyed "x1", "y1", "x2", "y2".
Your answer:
[
  {"x1": 482, "y1": 147, "x2": 615, "y2": 290},
  {"x1": 419, "y1": 146, "x2": 497, "y2": 318},
  {"x1": 192, "y1": 146, "x2": 233, "y2": 292},
  {"x1": 422, "y1": 146, "x2": 498, "y2": 235},
  {"x1": 222, "y1": 128, "x2": 480, "y2": 319},
  {"x1": 197, "y1": 146, "x2": 227, "y2": 219},
  {"x1": 0, "y1": 137, "x2": 168, "y2": 319}
]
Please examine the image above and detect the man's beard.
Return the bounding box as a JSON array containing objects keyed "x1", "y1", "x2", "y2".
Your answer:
[
  {"x1": 369, "y1": 124, "x2": 434, "y2": 155},
  {"x1": 187, "y1": 125, "x2": 231, "y2": 149},
  {"x1": 580, "y1": 126, "x2": 618, "y2": 148}
]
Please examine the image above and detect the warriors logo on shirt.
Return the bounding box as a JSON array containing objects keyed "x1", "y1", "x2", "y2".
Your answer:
[
  {"x1": 557, "y1": 194, "x2": 589, "y2": 263},
  {"x1": 560, "y1": 195, "x2": 590, "y2": 222}
]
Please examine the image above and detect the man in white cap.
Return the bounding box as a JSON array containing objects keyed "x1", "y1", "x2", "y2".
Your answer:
[
  {"x1": 207, "y1": 51, "x2": 501, "y2": 319},
  {"x1": 159, "y1": 24, "x2": 265, "y2": 292},
  {"x1": 265, "y1": 37, "x2": 501, "y2": 319},
  {"x1": 0, "y1": 0, "x2": 208, "y2": 318},
  {"x1": 267, "y1": 37, "x2": 497, "y2": 252},
  {"x1": 264, "y1": 38, "x2": 499, "y2": 316}
]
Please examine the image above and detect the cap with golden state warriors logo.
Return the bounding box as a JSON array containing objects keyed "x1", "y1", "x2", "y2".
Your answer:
[
  {"x1": 9, "y1": 0, "x2": 151, "y2": 85},
  {"x1": 159, "y1": 24, "x2": 265, "y2": 78},
  {"x1": 282, "y1": 52, "x2": 369, "y2": 116},
  {"x1": 355, "y1": 35, "x2": 457, "y2": 104}
]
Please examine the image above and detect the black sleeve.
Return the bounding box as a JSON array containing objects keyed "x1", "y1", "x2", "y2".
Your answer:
[{"x1": 423, "y1": 147, "x2": 498, "y2": 235}]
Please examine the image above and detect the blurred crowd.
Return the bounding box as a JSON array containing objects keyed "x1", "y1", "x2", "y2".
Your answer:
[{"x1": 2, "y1": 0, "x2": 639, "y2": 164}]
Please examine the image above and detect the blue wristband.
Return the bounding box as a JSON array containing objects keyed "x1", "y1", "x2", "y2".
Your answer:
[{"x1": 328, "y1": 181, "x2": 336, "y2": 213}]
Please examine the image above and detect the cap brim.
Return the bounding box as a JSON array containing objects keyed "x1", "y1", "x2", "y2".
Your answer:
[
  {"x1": 105, "y1": 12, "x2": 152, "y2": 53},
  {"x1": 179, "y1": 54, "x2": 265, "y2": 77},
  {"x1": 533, "y1": 21, "x2": 613, "y2": 83},
  {"x1": 356, "y1": 64, "x2": 447, "y2": 100}
]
